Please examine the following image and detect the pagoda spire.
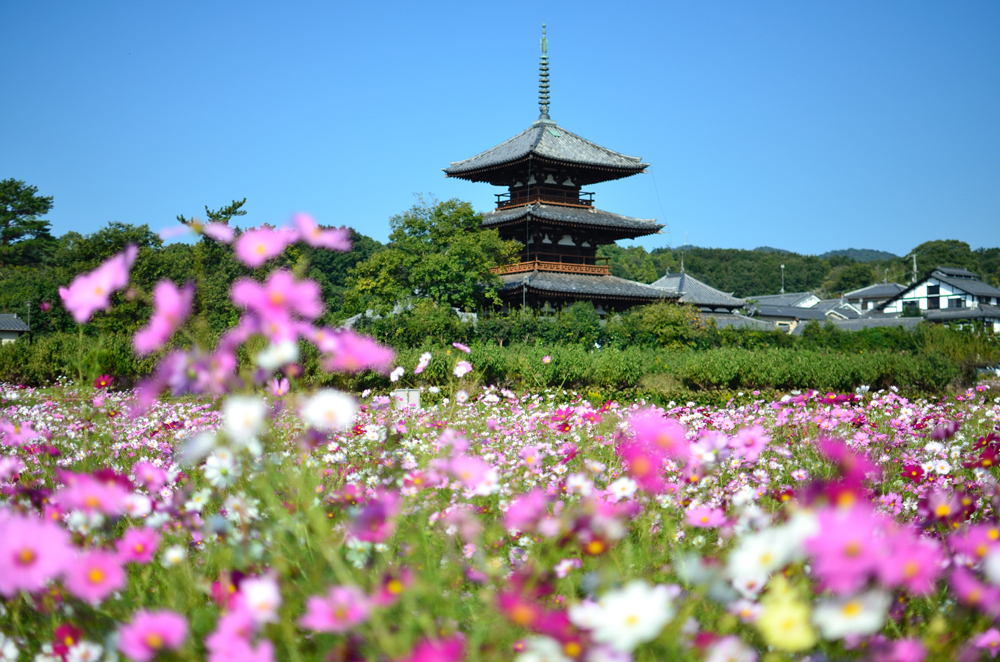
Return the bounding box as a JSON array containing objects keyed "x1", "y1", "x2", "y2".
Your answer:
[{"x1": 538, "y1": 23, "x2": 551, "y2": 122}]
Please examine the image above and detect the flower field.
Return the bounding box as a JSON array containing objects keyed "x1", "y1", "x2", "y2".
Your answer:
[{"x1": 3, "y1": 219, "x2": 1000, "y2": 661}]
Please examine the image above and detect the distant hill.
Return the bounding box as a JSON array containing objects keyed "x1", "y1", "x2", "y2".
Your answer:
[
  {"x1": 819, "y1": 248, "x2": 898, "y2": 262},
  {"x1": 753, "y1": 246, "x2": 793, "y2": 255}
]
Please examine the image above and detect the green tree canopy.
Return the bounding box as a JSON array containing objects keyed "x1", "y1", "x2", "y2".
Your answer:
[
  {"x1": 0, "y1": 179, "x2": 56, "y2": 267},
  {"x1": 344, "y1": 198, "x2": 519, "y2": 313}
]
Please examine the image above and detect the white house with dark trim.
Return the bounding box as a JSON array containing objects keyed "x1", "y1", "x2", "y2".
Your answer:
[
  {"x1": 843, "y1": 282, "x2": 906, "y2": 312},
  {"x1": 0, "y1": 314, "x2": 29, "y2": 344},
  {"x1": 876, "y1": 266, "x2": 1000, "y2": 315}
]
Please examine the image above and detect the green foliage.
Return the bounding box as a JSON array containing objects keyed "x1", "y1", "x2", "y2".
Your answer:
[
  {"x1": 596, "y1": 244, "x2": 659, "y2": 283},
  {"x1": 0, "y1": 178, "x2": 56, "y2": 267},
  {"x1": 344, "y1": 198, "x2": 520, "y2": 313}
]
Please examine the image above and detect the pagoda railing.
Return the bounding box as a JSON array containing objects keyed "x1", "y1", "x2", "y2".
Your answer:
[
  {"x1": 492, "y1": 254, "x2": 610, "y2": 276},
  {"x1": 495, "y1": 187, "x2": 594, "y2": 210}
]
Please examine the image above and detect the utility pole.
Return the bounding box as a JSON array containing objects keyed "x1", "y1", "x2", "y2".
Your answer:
[{"x1": 781, "y1": 264, "x2": 785, "y2": 294}]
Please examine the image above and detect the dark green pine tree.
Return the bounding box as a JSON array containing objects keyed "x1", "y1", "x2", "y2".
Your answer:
[{"x1": 0, "y1": 179, "x2": 56, "y2": 267}]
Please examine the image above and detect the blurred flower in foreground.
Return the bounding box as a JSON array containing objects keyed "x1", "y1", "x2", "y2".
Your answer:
[
  {"x1": 117, "y1": 610, "x2": 188, "y2": 662},
  {"x1": 133, "y1": 280, "x2": 194, "y2": 355},
  {"x1": 59, "y1": 245, "x2": 137, "y2": 323}
]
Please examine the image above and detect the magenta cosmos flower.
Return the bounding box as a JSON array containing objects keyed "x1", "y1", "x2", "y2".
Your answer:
[
  {"x1": 133, "y1": 280, "x2": 194, "y2": 355},
  {"x1": 58, "y1": 245, "x2": 137, "y2": 323},
  {"x1": 629, "y1": 409, "x2": 689, "y2": 459},
  {"x1": 299, "y1": 585, "x2": 371, "y2": 632},
  {"x1": 64, "y1": 550, "x2": 127, "y2": 604},
  {"x1": 397, "y1": 635, "x2": 465, "y2": 662},
  {"x1": 0, "y1": 514, "x2": 73, "y2": 597},
  {"x1": 118, "y1": 610, "x2": 188, "y2": 662},
  {"x1": 117, "y1": 529, "x2": 161, "y2": 564},
  {"x1": 316, "y1": 329, "x2": 394, "y2": 375}
]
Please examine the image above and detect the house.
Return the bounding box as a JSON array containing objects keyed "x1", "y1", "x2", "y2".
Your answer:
[
  {"x1": 649, "y1": 270, "x2": 745, "y2": 312},
  {"x1": 876, "y1": 266, "x2": 1000, "y2": 315},
  {"x1": 748, "y1": 291, "x2": 821, "y2": 308},
  {"x1": 791, "y1": 316, "x2": 925, "y2": 335},
  {"x1": 0, "y1": 314, "x2": 29, "y2": 344},
  {"x1": 747, "y1": 304, "x2": 833, "y2": 333},
  {"x1": 812, "y1": 298, "x2": 863, "y2": 319},
  {"x1": 925, "y1": 304, "x2": 1000, "y2": 333},
  {"x1": 843, "y1": 282, "x2": 906, "y2": 312}
]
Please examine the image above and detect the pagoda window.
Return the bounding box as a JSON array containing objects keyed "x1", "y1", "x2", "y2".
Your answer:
[
  {"x1": 562, "y1": 177, "x2": 575, "y2": 187},
  {"x1": 526, "y1": 236, "x2": 535, "y2": 244},
  {"x1": 527, "y1": 175, "x2": 537, "y2": 185},
  {"x1": 581, "y1": 240, "x2": 591, "y2": 247},
  {"x1": 541, "y1": 234, "x2": 552, "y2": 244},
  {"x1": 513, "y1": 181, "x2": 524, "y2": 188},
  {"x1": 558, "y1": 235, "x2": 575, "y2": 246},
  {"x1": 544, "y1": 174, "x2": 558, "y2": 184}
]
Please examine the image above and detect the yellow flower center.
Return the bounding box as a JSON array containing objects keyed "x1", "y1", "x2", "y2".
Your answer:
[
  {"x1": 841, "y1": 601, "x2": 862, "y2": 617},
  {"x1": 387, "y1": 579, "x2": 404, "y2": 594},
  {"x1": 17, "y1": 548, "x2": 36, "y2": 565},
  {"x1": 88, "y1": 568, "x2": 105, "y2": 584},
  {"x1": 145, "y1": 633, "x2": 163, "y2": 649},
  {"x1": 936, "y1": 504, "x2": 951, "y2": 517}
]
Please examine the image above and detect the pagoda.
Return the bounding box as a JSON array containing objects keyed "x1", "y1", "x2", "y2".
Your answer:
[{"x1": 444, "y1": 25, "x2": 674, "y2": 315}]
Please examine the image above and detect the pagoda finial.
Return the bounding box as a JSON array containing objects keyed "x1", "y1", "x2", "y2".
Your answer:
[{"x1": 538, "y1": 23, "x2": 551, "y2": 121}]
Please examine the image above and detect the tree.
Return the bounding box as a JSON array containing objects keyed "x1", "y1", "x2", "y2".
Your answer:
[
  {"x1": 597, "y1": 245, "x2": 659, "y2": 283},
  {"x1": 344, "y1": 198, "x2": 520, "y2": 313},
  {"x1": 0, "y1": 179, "x2": 55, "y2": 267}
]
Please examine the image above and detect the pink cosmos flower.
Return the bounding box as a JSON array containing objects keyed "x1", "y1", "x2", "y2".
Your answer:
[
  {"x1": 55, "y1": 471, "x2": 130, "y2": 516},
  {"x1": 117, "y1": 529, "x2": 161, "y2": 564},
  {"x1": 450, "y1": 455, "x2": 491, "y2": 489},
  {"x1": 0, "y1": 514, "x2": 73, "y2": 597},
  {"x1": 974, "y1": 629, "x2": 1000, "y2": 659},
  {"x1": 299, "y1": 585, "x2": 371, "y2": 632},
  {"x1": 233, "y1": 226, "x2": 297, "y2": 267},
  {"x1": 951, "y1": 568, "x2": 1000, "y2": 615},
  {"x1": 117, "y1": 610, "x2": 188, "y2": 662},
  {"x1": 231, "y1": 270, "x2": 323, "y2": 341},
  {"x1": 316, "y1": 329, "x2": 394, "y2": 374},
  {"x1": 414, "y1": 351, "x2": 432, "y2": 375},
  {"x1": 452, "y1": 342, "x2": 471, "y2": 354},
  {"x1": 617, "y1": 441, "x2": 667, "y2": 492},
  {"x1": 64, "y1": 550, "x2": 127, "y2": 604},
  {"x1": 877, "y1": 530, "x2": 942, "y2": 595},
  {"x1": 349, "y1": 490, "x2": 400, "y2": 543},
  {"x1": 202, "y1": 223, "x2": 235, "y2": 243},
  {"x1": 686, "y1": 506, "x2": 727, "y2": 528},
  {"x1": 133, "y1": 281, "x2": 193, "y2": 355},
  {"x1": 806, "y1": 505, "x2": 883, "y2": 594},
  {"x1": 0, "y1": 456, "x2": 24, "y2": 481},
  {"x1": 205, "y1": 605, "x2": 256, "y2": 657},
  {"x1": 59, "y1": 245, "x2": 137, "y2": 323},
  {"x1": 453, "y1": 360, "x2": 473, "y2": 378},
  {"x1": 267, "y1": 377, "x2": 290, "y2": 397},
  {"x1": 730, "y1": 425, "x2": 770, "y2": 462},
  {"x1": 292, "y1": 213, "x2": 351, "y2": 251},
  {"x1": 0, "y1": 419, "x2": 40, "y2": 446},
  {"x1": 504, "y1": 489, "x2": 548, "y2": 532},
  {"x1": 396, "y1": 635, "x2": 465, "y2": 662},
  {"x1": 629, "y1": 409, "x2": 689, "y2": 458},
  {"x1": 133, "y1": 462, "x2": 167, "y2": 492}
]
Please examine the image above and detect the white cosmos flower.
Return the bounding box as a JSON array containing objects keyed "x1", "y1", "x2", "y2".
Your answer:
[
  {"x1": 123, "y1": 493, "x2": 152, "y2": 518},
  {"x1": 178, "y1": 432, "x2": 217, "y2": 466},
  {"x1": 162, "y1": 544, "x2": 187, "y2": 567},
  {"x1": 223, "y1": 396, "x2": 266, "y2": 446},
  {"x1": 812, "y1": 590, "x2": 891, "y2": 640},
  {"x1": 607, "y1": 477, "x2": 637, "y2": 501},
  {"x1": 727, "y1": 528, "x2": 792, "y2": 582},
  {"x1": 255, "y1": 340, "x2": 299, "y2": 372},
  {"x1": 982, "y1": 550, "x2": 1000, "y2": 585},
  {"x1": 577, "y1": 581, "x2": 676, "y2": 652},
  {"x1": 0, "y1": 632, "x2": 18, "y2": 662},
  {"x1": 931, "y1": 460, "x2": 952, "y2": 474},
  {"x1": 389, "y1": 366, "x2": 404, "y2": 382},
  {"x1": 66, "y1": 641, "x2": 103, "y2": 662},
  {"x1": 302, "y1": 389, "x2": 357, "y2": 432},
  {"x1": 204, "y1": 452, "x2": 240, "y2": 489},
  {"x1": 240, "y1": 574, "x2": 282, "y2": 624},
  {"x1": 514, "y1": 636, "x2": 572, "y2": 662}
]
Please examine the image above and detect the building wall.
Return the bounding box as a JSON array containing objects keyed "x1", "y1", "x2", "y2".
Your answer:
[
  {"x1": 0, "y1": 331, "x2": 23, "y2": 345},
  {"x1": 882, "y1": 278, "x2": 980, "y2": 314}
]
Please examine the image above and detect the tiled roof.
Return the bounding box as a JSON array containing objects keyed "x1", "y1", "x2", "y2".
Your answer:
[
  {"x1": 445, "y1": 122, "x2": 648, "y2": 179},
  {"x1": 844, "y1": 282, "x2": 906, "y2": 299},
  {"x1": 747, "y1": 292, "x2": 817, "y2": 308},
  {"x1": 0, "y1": 315, "x2": 29, "y2": 332},
  {"x1": 483, "y1": 203, "x2": 662, "y2": 235},
  {"x1": 926, "y1": 304, "x2": 1000, "y2": 322},
  {"x1": 813, "y1": 299, "x2": 863, "y2": 319},
  {"x1": 500, "y1": 271, "x2": 674, "y2": 301},
  {"x1": 650, "y1": 272, "x2": 745, "y2": 309},
  {"x1": 791, "y1": 316, "x2": 925, "y2": 335},
  {"x1": 749, "y1": 305, "x2": 830, "y2": 321},
  {"x1": 698, "y1": 312, "x2": 774, "y2": 331},
  {"x1": 932, "y1": 266, "x2": 979, "y2": 279},
  {"x1": 935, "y1": 275, "x2": 1000, "y2": 298}
]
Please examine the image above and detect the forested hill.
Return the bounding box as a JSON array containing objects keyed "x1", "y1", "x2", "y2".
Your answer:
[
  {"x1": 598, "y1": 240, "x2": 1000, "y2": 298},
  {"x1": 818, "y1": 248, "x2": 899, "y2": 262}
]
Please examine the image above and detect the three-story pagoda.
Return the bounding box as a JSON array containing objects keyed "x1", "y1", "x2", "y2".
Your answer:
[{"x1": 444, "y1": 25, "x2": 674, "y2": 314}]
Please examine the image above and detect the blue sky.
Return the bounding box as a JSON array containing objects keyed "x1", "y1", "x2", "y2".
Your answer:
[{"x1": 3, "y1": 1, "x2": 998, "y2": 256}]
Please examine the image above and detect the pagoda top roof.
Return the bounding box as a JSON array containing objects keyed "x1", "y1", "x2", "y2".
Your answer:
[
  {"x1": 444, "y1": 121, "x2": 649, "y2": 185},
  {"x1": 483, "y1": 203, "x2": 662, "y2": 240}
]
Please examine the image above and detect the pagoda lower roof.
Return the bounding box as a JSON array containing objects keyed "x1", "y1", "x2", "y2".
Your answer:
[
  {"x1": 484, "y1": 203, "x2": 663, "y2": 238},
  {"x1": 444, "y1": 121, "x2": 648, "y2": 185},
  {"x1": 499, "y1": 270, "x2": 676, "y2": 302}
]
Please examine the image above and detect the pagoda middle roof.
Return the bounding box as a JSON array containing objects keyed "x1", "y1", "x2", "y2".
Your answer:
[
  {"x1": 499, "y1": 270, "x2": 674, "y2": 302},
  {"x1": 445, "y1": 121, "x2": 648, "y2": 183},
  {"x1": 483, "y1": 203, "x2": 663, "y2": 238}
]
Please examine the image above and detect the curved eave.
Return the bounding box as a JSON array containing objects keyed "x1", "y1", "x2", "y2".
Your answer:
[
  {"x1": 488, "y1": 216, "x2": 662, "y2": 240},
  {"x1": 443, "y1": 155, "x2": 647, "y2": 186},
  {"x1": 505, "y1": 285, "x2": 677, "y2": 303}
]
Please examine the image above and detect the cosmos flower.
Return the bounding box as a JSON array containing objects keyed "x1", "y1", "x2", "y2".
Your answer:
[
  {"x1": 64, "y1": 550, "x2": 127, "y2": 604},
  {"x1": 299, "y1": 585, "x2": 371, "y2": 633},
  {"x1": 59, "y1": 245, "x2": 137, "y2": 323},
  {"x1": 293, "y1": 213, "x2": 351, "y2": 251},
  {"x1": 116, "y1": 529, "x2": 161, "y2": 564},
  {"x1": 811, "y1": 590, "x2": 890, "y2": 640},
  {"x1": 133, "y1": 280, "x2": 193, "y2": 355},
  {"x1": 117, "y1": 610, "x2": 188, "y2": 662},
  {"x1": 233, "y1": 226, "x2": 297, "y2": 267},
  {"x1": 0, "y1": 514, "x2": 73, "y2": 597}
]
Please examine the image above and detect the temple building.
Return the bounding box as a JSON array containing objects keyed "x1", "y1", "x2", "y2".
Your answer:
[{"x1": 444, "y1": 25, "x2": 673, "y2": 315}]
